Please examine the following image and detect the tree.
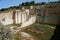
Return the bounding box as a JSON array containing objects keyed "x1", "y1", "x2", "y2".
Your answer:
[
  {"x1": 58, "y1": 0, "x2": 60, "y2": 2},
  {"x1": 0, "y1": 8, "x2": 5, "y2": 11},
  {"x1": 40, "y1": 2, "x2": 46, "y2": 5},
  {"x1": 21, "y1": 3, "x2": 24, "y2": 6},
  {"x1": 30, "y1": 1, "x2": 35, "y2": 5},
  {"x1": 20, "y1": 1, "x2": 35, "y2": 6}
]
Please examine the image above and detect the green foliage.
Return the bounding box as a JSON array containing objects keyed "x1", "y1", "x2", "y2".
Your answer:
[
  {"x1": 0, "y1": 9, "x2": 5, "y2": 11},
  {"x1": 40, "y1": 2, "x2": 46, "y2": 5},
  {"x1": 30, "y1": 1, "x2": 35, "y2": 5},
  {"x1": 20, "y1": 3, "x2": 24, "y2": 6},
  {"x1": 0, "y1": 8, "x2": 9, "y2": 11},
  {"x1": 0, "y1": 1, "x2": 60, "y2": 11},
  {"x1": 20, "y1": 1, "x2": 35, "y2": 6}
]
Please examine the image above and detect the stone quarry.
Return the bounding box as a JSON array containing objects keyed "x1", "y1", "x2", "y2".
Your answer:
[{"x1": 0, "y1": 15, "x2": 37, "y2": 40}]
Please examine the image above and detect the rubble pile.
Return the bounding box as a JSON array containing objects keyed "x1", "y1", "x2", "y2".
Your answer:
[{"x1": 0, "y1": 22, "x2": 12, "y2": 40}]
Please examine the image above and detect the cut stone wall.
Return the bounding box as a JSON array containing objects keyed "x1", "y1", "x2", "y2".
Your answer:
[
  {"x1": 36, "y1": 6, "x2": 60, "y2": 25},
  {"x1": 0, "y1": 9, "x2": 30, "y2": 25},
  {"x1": 0, "y1": 11, "x2": 13, "y2": 25},
  {"x1": 44, "y1": 7, "x2": 60, "y2": 24}
]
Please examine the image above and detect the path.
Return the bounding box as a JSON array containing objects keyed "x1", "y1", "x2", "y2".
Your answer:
[{"x1": 21, "y1": 32, "x2": 37, "y2": 40}]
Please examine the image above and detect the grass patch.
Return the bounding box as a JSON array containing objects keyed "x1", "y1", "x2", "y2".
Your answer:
[{"x1": 24, "y1": 23, "x2": 55, "y2": 40}]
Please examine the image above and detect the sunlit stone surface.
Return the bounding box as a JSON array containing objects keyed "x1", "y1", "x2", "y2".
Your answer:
[{"x1": 0, "y1": 15, "x2": 37, "y2": 40}]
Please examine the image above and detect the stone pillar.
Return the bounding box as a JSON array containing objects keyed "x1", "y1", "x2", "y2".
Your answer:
[
  {"x1": 15, "y1": 12, "x2": 18, "y2": 24},
  {"x1": 13, "y1": 11, "x2": 16, "y2": 24}
]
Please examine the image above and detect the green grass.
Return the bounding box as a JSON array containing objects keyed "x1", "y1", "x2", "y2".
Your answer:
[{"x1": 24, "y1": 23, "x2": 55, "y2": 40}]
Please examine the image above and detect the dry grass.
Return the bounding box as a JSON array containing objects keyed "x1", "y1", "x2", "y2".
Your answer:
[{"x1": 24, "y1": 23, "x2": 55, "y2": 40}]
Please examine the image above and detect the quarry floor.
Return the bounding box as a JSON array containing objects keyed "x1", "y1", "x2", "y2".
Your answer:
[{"x1": 9, "y1": 23, "x2": 55, "y2": 40}]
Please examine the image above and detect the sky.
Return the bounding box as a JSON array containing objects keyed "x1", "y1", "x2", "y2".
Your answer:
[{"x1": 0, "y1": 0, "x2": 58, "y2": 9}]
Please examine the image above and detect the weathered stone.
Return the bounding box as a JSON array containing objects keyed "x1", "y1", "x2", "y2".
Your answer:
[
  {"x1": 0, "y1": 22, "x2": 37, "y2": 40},
  {"x1": 0, "y1": 22, "x2": 12, "y2": 40}
]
